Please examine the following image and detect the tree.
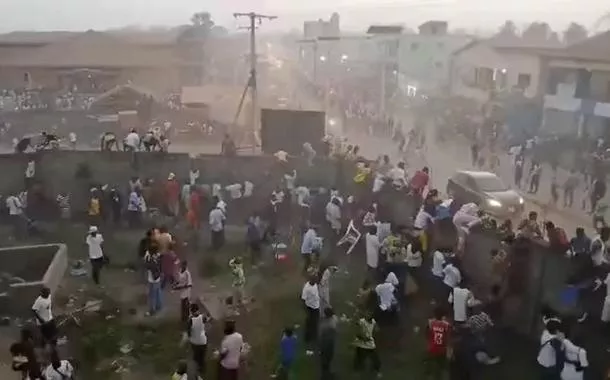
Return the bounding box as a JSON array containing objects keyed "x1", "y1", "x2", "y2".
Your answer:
[
  {"x1": 497, "y1": 20, "x2": 518, "y2": 38},
  {"x1": 521, "y1": 22, "x2": 552, "y2": 41},
  {"x1": 190, "y1": 11, "x2": 214, "y2": 30},
  {"x1": 563, "y1": 22, "x2": 588, "y2": 45}
]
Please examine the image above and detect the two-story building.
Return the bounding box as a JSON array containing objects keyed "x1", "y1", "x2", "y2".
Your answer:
[
  {"x1": 449, "y1": 38, "x2": 560, "y2": 103},
  {"x1": 539, "y1": 31, "x2": 610, "y2": 138},
  {"x1": 397, "y1": 21, "x2": 473, "y2": 92}
]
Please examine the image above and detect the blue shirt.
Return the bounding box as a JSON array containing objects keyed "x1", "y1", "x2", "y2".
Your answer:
[
  {"x1": 280, "y1": 335, "x2": 297, "y2": 365},
  {"x1": 570, "y1": 236, "x2": 591, "y2": 255}
]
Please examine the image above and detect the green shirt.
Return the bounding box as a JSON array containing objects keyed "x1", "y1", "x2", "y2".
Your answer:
[{"x1": 354, "y1": 318, "x2": 376, "y2": 349}]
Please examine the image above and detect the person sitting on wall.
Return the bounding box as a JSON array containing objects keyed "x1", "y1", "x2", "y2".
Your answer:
[
  {"x1": 141, "y1": 129, "x2": 159, "y2": 152},
  {"x1": 100, "y1": 132, "x2": 119, "y2": 151},
  {"x1": 15, "y1": 136, "x2": 33, "y2": 153},
  {"x1": 37, "y1": 131, "x2": 59, "y2": 151}
]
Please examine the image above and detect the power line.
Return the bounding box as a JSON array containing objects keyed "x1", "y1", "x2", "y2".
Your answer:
[{"x1": 233, "y1": 12, "x2": 277, "y2": 151}]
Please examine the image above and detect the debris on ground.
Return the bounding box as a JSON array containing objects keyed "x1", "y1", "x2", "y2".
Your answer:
[{"x1": 69, "y1": 260, "x2": 88, "y2": 277}]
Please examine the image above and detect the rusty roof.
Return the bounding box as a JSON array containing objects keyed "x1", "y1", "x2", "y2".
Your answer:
[{"x1": 0, "y1": 30, "x2": 181, "y2": 68}]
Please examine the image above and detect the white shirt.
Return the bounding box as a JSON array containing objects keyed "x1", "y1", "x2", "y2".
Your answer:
[
  {"x1": 86, "y1": 234, "x2": 104, "y2": 260},
  {"x1": 189, "y1": 169, "x2": 199, "y2": 185},
  {"x1": 301, "y1": 228, "x2": 319, "y2": 254},
  {"x1": 605, "y1": 273, "x2": 610, "y2": 298},
  {"x1": 448, "y1": 287, "x2": 472, "y2": 322},
  {"x1": 44, "y1": 361, "x2": 74, "y2": 380},
  {"x1": 388, "y1": 167, "x2": 406, "y2": 187},
  {"x1": 365, "y1": 233, "x2": 381, "y2": 268},
  {"x1": 188, "y1": 314, "x2": 207, "y2": 345},
  {"x1": 431, "y1": 250, "x2": 445, "y2": 277},
  {"x1": 414, "y1": 209, "x2": 433, "y2": 229},
  {"x1": 537, "y1": 330, "x2": 560, "y2": 368},
  {"x1": 301, "y1": 282, "x2": 320, "y2": 309},
  {"x1": 177, "y1": 269, "x2": 192, "y2": 299},
  {"x1": 375, "y1": 282, "x2": 396, "y2": 311},
  {"x1": 68, "y1": 132, "x2": 77, "y2": 143},
  {"x1": 443, "y1": 264, "x2": 461, "y2": 288},
  {"x1": 406, "y1": 244, "x2": 422, "y2": 267},
  {"x1": 372, "y1": 176, "x2": 385, "y2": 193},
  {"x1": 212, "y1": 184, "x2": 222, "y2": 198},
  {"x1": 243, "y1": 181, "x2": 254, "y2": 198},
  {"x1": 561, "y1": 339, "x2": 587, "y2": 380},
  {"x1": 32, "y1": 295, "x2": 53, "y2": 323},
  {"x1": 284, "y1": 172, "x2": 296, "y2": 190},
  {"x1": 209, "y1": 208, "x2": 225, "y2": 232},
  {"x1": 220, "y1": 332, "x2": 244, "y2": 369},
  {"x1": 124, "y1": 132, "x2": 140, "y2": 149},
  {"x1": 325, "y1": 202, "x2": 342, "y2": 230},
  {"x1": 6, "y1": 195, "x2": 23, "y2": 215},
  {"x1": 25, "y1": 161, "x2": 35, "y2": 178},
  {"x1": 274, "y1": 150, "x2": 288, "y2": 162},
  {"x1": 225, "y1": 184, "x2": 242, "y2": 199},
  {"x1": 591, "y1": 237, "x2": 607, "y2": 267},
  {"x1": 295, "y1": 186, "x2": 310, "y2": 206}
]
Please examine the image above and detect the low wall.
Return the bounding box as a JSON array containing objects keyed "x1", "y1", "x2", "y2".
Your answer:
[
  {"x1": 0, "y1": 151, "x2": 341, "y2": 197},
  {"x1": 0, "y1": 244, "x2": 67, "y2": 317}
]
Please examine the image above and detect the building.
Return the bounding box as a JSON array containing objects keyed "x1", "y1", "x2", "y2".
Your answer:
[
  {"x1": 539, "y1": 31, "x2": 610, "y2": 138},
  {"x1": 303, "y1": 13, "x2": 340, "y2": 39},
  {"x1": 397, "y1": 21, "x2": 473, "y2": 92},
  {"x1": 0, "y1": 28, "x2": 239, "y2": 95},
  {"x1": 449, "y1": 38, "x2": 556, "y2": 103}
]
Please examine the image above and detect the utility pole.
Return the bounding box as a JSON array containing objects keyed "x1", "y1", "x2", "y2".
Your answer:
[{"x1": 233, "y1": 12, "x2": 277, "y2": 152}]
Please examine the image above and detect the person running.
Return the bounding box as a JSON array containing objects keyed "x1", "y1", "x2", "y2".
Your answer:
[
  {"x1": 425, "y1": 307, "x2": 451, "y2": 380},
  {"x1": 353, "y1": 313, "x2": 382, "y2": 378}
]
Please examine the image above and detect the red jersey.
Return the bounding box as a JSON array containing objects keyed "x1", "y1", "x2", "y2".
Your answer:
[
  {"x1": 410, "y1": 171, "x2": 429, "y2": 194},
  {"x1": 427, "y1": 319, "x2": 451, "y2": 355}
]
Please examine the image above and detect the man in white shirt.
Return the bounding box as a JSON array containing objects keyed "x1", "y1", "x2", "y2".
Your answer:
[
  {"x1": 325, "y1": 198, "x2": 342, "y2": 235},
  {"x1": 209, "y1": 205, "x2": 226, "y2": 251},
  {"x1": 225, "y1": 183, "x2": 243, "y2": 199},
  {"x1": 301, "y1": 277, "x2": 320, "y2": 353},
  {"x1": 375, "y1": 272, "x2": 398, "y2": 312},
  {"x1": 243, "y1": 181, "x2": 254, "y2": 198},
  {"x1": 537, "y1": 319, "x2": 563, "y2": 377},
  {"x1": 388, "y1": 162, "x2": 407, "y2": 189},
  {"x1": 189, "y1": 168, "x2": 200, "y2": 186},
  {"x1": 301, "y1": 226, "x2": 320, "y2": 270},
  {"x1": 6, "y1": 194, "x2": 24, "y2": 238},
  {"x1": 448, "y1": 282, "x2": 479, "y2": 323},
  {"x1": 365, "y1": 226, "x2": 381, "y2": 274},
  {"x1": 219, "y1": 320, "x2": 244, "y2": 377},
  {"x1": 32, "y1": 287, "x2": 57, "y2": 345},
  {"x1": 443, "y1": 261, "x2": 462, "y2": 289},
  {"x1": 187, "y1": 303, "x2": 208, "y2": 375},
  {"x1": 372, "y1": 174, "x2": 385, "y2": 193},
  {"x1": 431, "y1": 250, "x2": 446, "y2": 278},
  {"x1": 174, "y1": 261, "x2": 193, "y2": 323},
  {"x1": 68, "y1": 132, "x2": 77, "y2": 150},
  {"x1": 86, "y1": 226, "x2": 104, "y2": 285},
  {"x1": 124, "y1": 129, "x2": 140, "y2": 152}
]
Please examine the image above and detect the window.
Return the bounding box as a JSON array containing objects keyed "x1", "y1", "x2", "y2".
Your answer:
[
  {"x1": 475, "y1": 67, "x2": 494, "y2": 89},
  {"x1": 410, "y1": 42, "x2": 419, "y2": 51},
  {"x1": 474, "y1": 176, "x2": 508, "y2": 192},
  {"x1": 517, "y1": 73, "x2": 531, "y2": 89}
]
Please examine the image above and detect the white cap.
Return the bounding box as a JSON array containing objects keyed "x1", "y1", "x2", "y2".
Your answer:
[{"x1": 88, "y1": 226, "x2": 98, "y2": 233}]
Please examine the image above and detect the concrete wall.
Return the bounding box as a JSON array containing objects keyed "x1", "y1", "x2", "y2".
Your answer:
[
  {"x1": 0, "y1": 244, "x2": 67, "y2": 317},
  {"x1": 0, "y1": 150, "x2": 339, "y2": 197}
]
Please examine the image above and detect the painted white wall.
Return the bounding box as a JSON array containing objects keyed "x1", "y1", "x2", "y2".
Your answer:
[{"x1": 450, "y1": 43, "x2": 542, "y2": 102}]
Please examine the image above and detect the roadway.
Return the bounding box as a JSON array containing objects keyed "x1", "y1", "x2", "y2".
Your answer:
[{"x1": 264, "y1": 43, "x2": 591, "y2": 236}]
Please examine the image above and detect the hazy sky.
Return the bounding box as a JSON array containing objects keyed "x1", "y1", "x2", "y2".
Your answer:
[{"x1": 0, "y1": 0, "x2": 607, "y2": 33}]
